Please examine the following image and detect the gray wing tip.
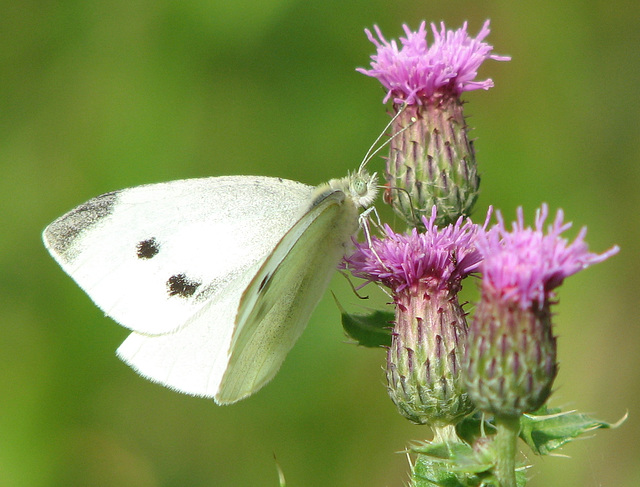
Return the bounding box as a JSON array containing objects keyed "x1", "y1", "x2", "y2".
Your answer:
[{"x1": 43, "y1": 191, "x2": 119, "y2": 259}]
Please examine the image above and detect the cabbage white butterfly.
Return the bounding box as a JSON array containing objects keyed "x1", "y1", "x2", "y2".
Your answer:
[{"x1": 43, "y1": 170, "x2": 377, "y2": 404}]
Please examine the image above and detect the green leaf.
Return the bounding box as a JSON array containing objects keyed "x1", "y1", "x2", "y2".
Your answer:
[
  {"x1": 411, "y1": 441, "x2": 487, "y2": 487},
  {"x1": 273, "y1": 454, "x2": 286, "y2": 487},
  {"x1": 338, "y1": 306, "x2": 394, "y2": 348},
  {"x1": 519, "y1": 405, "x2": 627, "y2": 456},
  {"x1": 409, "y1": 440, "x2": 528, "y2": 487}
]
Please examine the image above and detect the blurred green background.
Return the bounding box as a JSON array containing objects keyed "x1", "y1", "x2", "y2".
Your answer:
[{"x1": 2, "y1": 1, "x2": 638, "y2": 486}]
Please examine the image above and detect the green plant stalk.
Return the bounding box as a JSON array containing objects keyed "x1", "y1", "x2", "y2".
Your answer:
[
  {"x1": 432, "y1": 424, "x2": 459, "y2": 444},
  {"x1": 494, "y1": 415, "x2": 520, "y2": 487}
]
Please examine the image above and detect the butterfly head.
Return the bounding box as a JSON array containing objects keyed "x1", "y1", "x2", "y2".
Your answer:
[{"x1": 343, "y1": 170, "x2": 378, "y2": 208}]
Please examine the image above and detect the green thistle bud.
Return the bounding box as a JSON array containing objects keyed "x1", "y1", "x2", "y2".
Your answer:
[
  {"x1": 357, "y1": 21, "x2": 510, "y2": 228},
  {"x1": 465, "y1": 295, "x2": 557, "y2": 418},
  {"x1": 387, "y1": 284, "x2": 475, "y2": 425},
  {"x1": 385, "y1": 101, "x2": 479, "y2": 228},
  {"x1": 343, "y1": 210, "x2": 487, "y2": 427}
]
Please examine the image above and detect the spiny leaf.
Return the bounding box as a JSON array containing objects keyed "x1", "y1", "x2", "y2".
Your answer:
[
  {"x1": 519, "y1": 405, "x2": 627, "y2": 455},
  {"x1": 409, "y1": 440, "x2": 527, "y2": 487}
]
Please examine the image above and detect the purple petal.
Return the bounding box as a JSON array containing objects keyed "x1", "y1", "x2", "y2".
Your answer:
[{"x1": 358, "y1": 20, "x2": 510, "y2": 105}]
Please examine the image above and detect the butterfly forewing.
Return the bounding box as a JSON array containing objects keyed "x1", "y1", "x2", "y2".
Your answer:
[
  {"x1": 216, "y1": 186, "x2": 361, "y2": 404},
  {"x1": 43, "y1": 176, "x2": 314, "y2": 336}
]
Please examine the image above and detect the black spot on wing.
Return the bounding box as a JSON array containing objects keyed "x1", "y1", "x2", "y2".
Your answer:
[
  {"x1": 43, "y1": 191, "x2": 118, "y2": 258},
  {"x1": 137, "y1": 238, "x2": 160, "y2": 259},
  {"x1": 167, "y1": 273, "x2": 201, "y2": 298}
]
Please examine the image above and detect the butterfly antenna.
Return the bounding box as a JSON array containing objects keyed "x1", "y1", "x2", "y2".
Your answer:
[{"x1": 358, "y1": 103, "x2": 414, "y2": 173}]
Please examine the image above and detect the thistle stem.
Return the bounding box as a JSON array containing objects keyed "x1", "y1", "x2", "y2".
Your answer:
[
  {"x1": 432, "y1": 424, "x2": 459, "y2": 444},
  {"x1": 494, "y1": 415, "x2": 520, "y2": 487}
]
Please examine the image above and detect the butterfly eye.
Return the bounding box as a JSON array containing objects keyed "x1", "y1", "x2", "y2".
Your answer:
[{"x1": 352, "y1": 177, "x2": 368, "y2": 197}]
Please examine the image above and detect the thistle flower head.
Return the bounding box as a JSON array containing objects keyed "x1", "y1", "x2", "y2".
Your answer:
[
  {"x1": 357, "y1": 20, "x2": 510, "y2": 105},
  {"x1": 345, "y1": 206, "x2": 486, "y2": 295},
  {"x1": 465, "y1": 204, "x2": 619, "y2": 417},
  {"x1": 359, "y1": 21, "x2": 509, "y2": 227},
  {"x1": 477, "y1": 204, "x2": 620, "y2": 309},
  {"x1": 345, "y1": 208, "x2": 490, "y2": 426}
]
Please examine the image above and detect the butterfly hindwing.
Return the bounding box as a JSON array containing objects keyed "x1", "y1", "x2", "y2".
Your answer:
[{"x1": 115, "y1": 259, "x2": 263, "y2": 398}]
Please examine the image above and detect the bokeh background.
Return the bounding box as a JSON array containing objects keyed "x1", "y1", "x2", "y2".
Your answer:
[{"x1": 2, "y1": 1, "x2": 638, "y2": 486}]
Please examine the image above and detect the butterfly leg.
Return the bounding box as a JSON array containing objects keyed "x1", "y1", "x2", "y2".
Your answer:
[{"x1": 358, "y1": 208, "x2": 389, "y2": 271}]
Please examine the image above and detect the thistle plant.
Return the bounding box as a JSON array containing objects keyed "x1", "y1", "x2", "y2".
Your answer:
[
  {"x1": 357, "y1": 20, "x2": 510, "y2": 227},
  {"x1": 466, "y1": 205, "x2": 619, "y2": 420},
  {"x1": 342, "y1": 20, "x2": 622, "y2": 487},
  {"x1": 344, "y1": 208, "x2": 488, "y2": 435},
  {"x1": 465, "y1": 206, "x2": 619, "y2": 486}
]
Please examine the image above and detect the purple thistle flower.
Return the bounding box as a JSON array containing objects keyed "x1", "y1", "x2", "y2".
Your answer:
[
  {"x1": 359, "y1": 20, "x2": 509, "y2": 228},
  {"x1": 465, "y1": 204, "x2": 619, "y2": 417},
  {"x1": 357, "y1": 20, "x2": 510, "y2": 105},
  {"x1": 345, "y1": 207, "x2": 490, "y2": 427},
  {"x1": 346, "y1": 207, "x2": 486, "y2": 294},
  {"x1": 477, "y1": 204, "x2": 620, "y2": 310}
]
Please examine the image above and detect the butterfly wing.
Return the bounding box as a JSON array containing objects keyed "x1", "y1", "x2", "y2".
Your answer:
[
  {"x1": 43, "y1": 176, "x2": 314, "y2": 336},
  {"x1": 116, "y1": 260, "x2": 263, "y2": 398},
  {"x1": 116, "y1": 184, "x2": 361, "y2": 401},
  {"x1": 45, "y1": 171, "x2": 376, "y2": 402},
  {"x1": 215, "y1": 184, "x2": 362, "y2": 404}
]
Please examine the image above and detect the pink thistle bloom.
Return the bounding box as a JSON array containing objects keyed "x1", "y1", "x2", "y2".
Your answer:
[
  {"x1": 357, "y1": 20, "x2": 510, "y2": 105},
  {"x1": 345, "y1": 206, "x2": 488, "y2": 295},
  {"x1": 344, "y1": 207, "x2": 491, "y2": 426},
  {"x1": 477, "y1": 204, "x2": 620, "y2": 310},
  {"x1": 465, "y1": 205, "x2": 618, "y2": 417}
]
